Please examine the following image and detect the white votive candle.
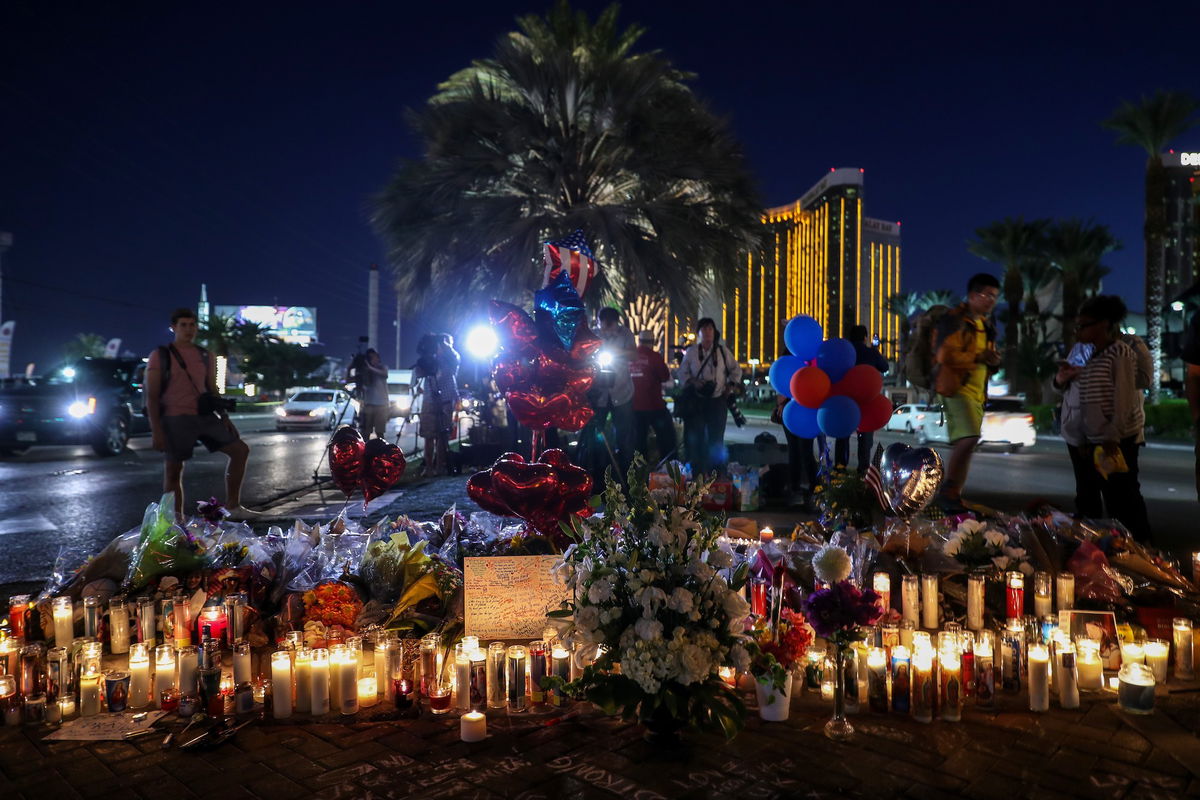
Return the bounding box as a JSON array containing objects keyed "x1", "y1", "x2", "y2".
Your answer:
[
  {"x1": 79, "y1": 675, "x2": 102, "y2": 717},
  {"x1": 1056, "y1": 573, "x2": 1074, "y2": 612},
  {"x1": 154, "y1": 645, "x2": 176, "y2": 709},
  {"x1": 1056, "y1": 642, "x2": 1080, "y2": 709},
  {"x1": 1076, "y1": 640, "x2": 1103, "y2": 690},
  {"x1": 358, "y1": 676, "x2": 379, "y2": 708},
  {"x1": 1120, "y1": 641, "x2": 1145, "y2": 666},
  {"x1": 1173, "y1": 618, "x2": 1194, "y2": 680},
  {"x1": 901, "y1": 575, "x2": 920, "y2": 626},
  {"x1": 129, "y1": 643, "x2": 151, "y2": 708},
  {"x1": 1028, "y1": 644, "x2": 1050, "y2": 712},
  {"x1": 310, "y1": 649, "x2": 330, "y2": 715},
  {"x1": 109, "y1": 598, "x2": 131, "y2": 654},
  {"x1": 1144, "y1": 640, "x2": 1169, "y2": 683},
  {"x1": 234, "y1": 643, "x2": 252, "y2": 686},
  {"x1": 52, "y1": 597, "x2": 74, "y2": 647},
  {"x1": 271, "y1": 651, "x2": 293, "y2": 719},
  {"x1": 333, "y1": 647, "x2": 358, "y2": 715},
  {"x1": 460, "y1": 710, "x2": 487, "y2": 742},
  {"x1": 920, "y1": 575, "x2": 939, "y2": 629},
  {"x1": 294, "y1": 648, "x2": 313, "y2": 714},
  {"x1": 873, "y1": 572, "x2": 891, "y2": 615}
]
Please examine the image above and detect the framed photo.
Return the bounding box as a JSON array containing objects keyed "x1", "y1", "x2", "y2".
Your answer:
[{"x1": 1060, "y1": 610, "x2": 1121, "y2": 669}]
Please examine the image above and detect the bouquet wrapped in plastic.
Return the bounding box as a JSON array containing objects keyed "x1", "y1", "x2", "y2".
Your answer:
[{"x1": 124, "y1": 493, "x2": 210, "y2": 590}]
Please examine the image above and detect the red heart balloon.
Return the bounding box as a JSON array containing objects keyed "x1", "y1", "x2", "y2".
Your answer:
[
  {"x1": 328, "y1": 426, "x2": 366, "y2": 497},
  {"x1": 361, "y1": 438, "x2": 406, "y2": 505},
  {"x1": 570, "y1": 326, "x2": 602, "y2": 361},
  {"x1": 538, "y1": 448, "x2": 592, "y2": 518},
  {"x1": 489, "y1": 301, "x2": 539, "y2": 356},
  {"x1": 493, "y1": 356, "x2": 538, "y2": 393},
  {"x1": 551, "y1": 402, "x2": 594, "y2": 432},
  {"x1": 466, "y1": 470, "x2": 513, "y2": 516},
  {"x1": 490, "y1": 457, "x2": 559, "y2": 519},
  {"x1": 506, "y1": 391, "x2": 577, "y2": 430}
]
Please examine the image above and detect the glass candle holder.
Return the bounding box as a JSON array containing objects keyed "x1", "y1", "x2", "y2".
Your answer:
[
  {"x1": 294, "y1": 647, "x2": 312, "y2": 714},
  {"x1": 419, "y1": 633, "x2": 440, "y2": 698},
  {"x1": 866, "y1": 647, "x2": 887, "y2": 713},
  {"x1": 233, "y1": 642, "x2": 252, "y2": 686},
  {"x1": 1117, "y1": 663, "x2": 1156, "y2": 715},
  {"x1": 506, "y1": 645, "x2": 527, "y2": 713},
  {"x1": 487, "y1": 642, "x2": 506, "y2": 709},
  {"x1": 172, "y1": 593, "x2": 192, "y2": 649},
  {"x1": 901, "y1": 575, "x2": 920, "y2": 626},
  {"x1": 1120, "y1": 641, "x2": 1145, "y2": 666},
  {"x1": 966, "y1": 573, "x2": 986, "y2": 631},
  {"x1": 7, "y1": 595, "x2": 30, "y2": 642},
  {"x1": 309, "y1": 648, "x2": 330, "y2": 715},
  {"x1": 873, "y1": 572, "x2": 891, "y2": 615},
  {"x1": 920, "y1": 574, "x2": 939, "y2": 630},
  {"x1": 178, "y1": 645, "x2": 199, "y2": 697},
  {"x1": 1143, "y1": 639, "x2": 1169, "y2": 683},
  {"x1": 136, "y1": 596, "x2": 156, "y2": 646},
  {"x1": 1056, "y1": 573, "x2": 1075, "y2": 612},
  {"x1": 939, "y1": 647, "x2": 963, "y2": 721},
  {"x1": 1173, "y1": 618, "x2": 1194, "y2": 680},
  {"x1": 1027, "y1": 643, "x2": 1050, "y2": 712},
  {"x1": 1055, "y1": 642, "x2": 1080, "y2": 709},
  {"x1": 1005, "y1": 572, "x2": 1025, "y2": 620},
  {"x1": 1076, "y1": 638, "x2": 1103, "y2": 690},
  {"x1": 890, "y1": 646, "x2": 911, "y2": 713},
  {"x1": 128, "y1": 642, "x2": 152, "y2": 708},
  {"x1": 108, "y1": 598, "x2": 130, "y2": 654},
  {"x1": 271, "y1": 650, "x2": 294, "y2": 719},
  {"x1": 52, "y1": 597, "x2": 74, "y2": 647},
  {"x1": 973, "y1": 637, "x2": 995, "y2": 708},
  {"x1": 82, "y1": 596, "x2": 101, "y2": 640},
  {"x1": 470, "y1": 648, "x2": 488, "y2": 711},
  {"x1": 154, "y1": 644, "x2": 176, "y2": 709},
  {"x1": 1032, "y1": 571, "x2": 1052, "y2": 618}
]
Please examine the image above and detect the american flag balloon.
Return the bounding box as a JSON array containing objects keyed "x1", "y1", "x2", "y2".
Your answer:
[{"x1": 542, "y1": 230, "x2": 599, "y2": 296}]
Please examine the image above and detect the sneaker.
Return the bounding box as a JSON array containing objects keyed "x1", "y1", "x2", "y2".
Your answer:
[{"x1": 225, "y1": 505, "x2": 264, "y2": 522}]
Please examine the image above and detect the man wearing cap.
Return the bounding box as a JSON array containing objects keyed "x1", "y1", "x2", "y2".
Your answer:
[{"x1": 630, "y1": 329, "x2": 677, "y2": 462}]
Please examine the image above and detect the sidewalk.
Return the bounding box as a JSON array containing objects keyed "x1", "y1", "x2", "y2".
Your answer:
[{"x1": 2, "y1": 678, "x2": 1198, "y2": 799}]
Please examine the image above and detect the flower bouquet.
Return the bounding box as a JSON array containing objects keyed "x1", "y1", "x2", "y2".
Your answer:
[
  {"x1": 942, "y1": 518, "x2": 1032, "y2": 575},
  {"x1": 748, "y1": 608, "x2": 812, "y2": 720},
  {"x1": 551, "y1": 457, "x2": 751, "y2": 741}
]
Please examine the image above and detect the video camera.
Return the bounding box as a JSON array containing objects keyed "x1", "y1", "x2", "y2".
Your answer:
[{"x1": 725, "y1": 382, "x2": 747, "y2": 428}]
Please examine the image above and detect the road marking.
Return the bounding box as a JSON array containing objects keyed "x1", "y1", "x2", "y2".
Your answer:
[{"x1": 0, "y1": 513, "x2": 57, "y2": 535}]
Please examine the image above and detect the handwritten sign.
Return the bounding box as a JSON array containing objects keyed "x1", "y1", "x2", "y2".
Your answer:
[
  {"x1": 464, "y1": 556, "x2": 570, "y2": 640},
  {"x1": 44, "y1": 710, "x2": 167, "y2": 741}
]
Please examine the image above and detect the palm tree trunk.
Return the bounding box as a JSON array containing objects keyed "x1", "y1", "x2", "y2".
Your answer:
[
  {"x1": 1004, "y1": 265, "x2": 1022, "y2": 391},
  {"x1": 1145, "y1": 158, "x2": 1166, "y2": 404}
]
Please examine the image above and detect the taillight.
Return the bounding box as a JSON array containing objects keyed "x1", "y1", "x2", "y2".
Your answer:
[{"x1": 1023, "y1": 415, "x2": 1033, "y2": 424}]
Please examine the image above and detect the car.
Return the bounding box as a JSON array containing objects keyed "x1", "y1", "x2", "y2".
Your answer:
[
  {"x1": 387, "y1": 369, "x2": 420, "y2": 419},
  {"x1": 275, "y1": 389, "x2": 358, "y2": 431},
  {"x1": 0, "y1": 358, "x2": 151, "y2": 456},
  {"x1": 885, "y1": 403, "x2": 932, "y2": 433},
  {"x1": 914, "y1": 397, "x2": 1036, "y2": 451}
]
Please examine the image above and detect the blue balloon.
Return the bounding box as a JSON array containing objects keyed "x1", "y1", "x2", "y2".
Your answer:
[
  {"x1": 817, "y1": 395, "x2": 862, "y2": 438},
  {"x1": 533, "y1": 271, "x2": 585, "y2": 349},
  {"x1": 816, "y1": 338, "x2": 856, "y2": 382},
  {"x1": 768, "y1": 355, "x2": 803, "y2": 396},
  {"x1": 782, "y1": 400, "x2": 821, "y2": 438},
  {"x1": 784, "y1": 315, "x2": 823, "y2": 362}
]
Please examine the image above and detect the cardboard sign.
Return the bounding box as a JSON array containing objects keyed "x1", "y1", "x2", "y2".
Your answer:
[
  {"x1": 464, "y1": 555, "x2": 570, "y2": 640},
  {"x1": 44, "y1": 710, "x2": 167, "y2": 741}
]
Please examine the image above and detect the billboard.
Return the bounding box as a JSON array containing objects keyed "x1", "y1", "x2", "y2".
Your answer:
[{"x1": 213, "y1": 305, "x2": 318, "y2": 345}]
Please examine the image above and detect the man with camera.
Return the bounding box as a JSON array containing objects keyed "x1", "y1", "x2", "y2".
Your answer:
[
  {"x1": 146, "y1": 307, "x2": 255, "y2": 521},
  {"x1": 678, "y1": 318, "x2": 742, "y2": 476}
]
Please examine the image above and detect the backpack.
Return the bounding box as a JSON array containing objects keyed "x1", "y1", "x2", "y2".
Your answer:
[
  {"x1": 904, "y1": 306, "x2": 950, "y2": 391},
  {"x1": 142, "y1": 344, "x2": 209, "y2": 414}
]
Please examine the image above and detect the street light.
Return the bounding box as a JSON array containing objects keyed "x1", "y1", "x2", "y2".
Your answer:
[
  {"x1": 1171, "y1": 301, "x2": 1185, "y2": 312},
  {"x1": 747, "y1": 358, "x2": 760, "y2": 386}
]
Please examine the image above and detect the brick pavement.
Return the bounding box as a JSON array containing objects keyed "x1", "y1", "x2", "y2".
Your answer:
[{"x1": 3, "y1": 683, "x2": 1199, "y2": 800}]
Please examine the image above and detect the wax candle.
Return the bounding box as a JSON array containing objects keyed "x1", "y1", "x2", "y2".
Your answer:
[
  {"x1": 1076, "y1": 639, "x2": 1103, "y2": 690},
  {"x1": 899, "y1": 620, "x2": 915, "y2": 652},
  {"x1": 1056, "y1": 642, "x2": 1080, "y2": 709},
  {"x1": 329, "y1": 644, "x2": 347, "y2": 709},
  {"x1": 1001, "y1": 622, "x2": 1023, "y2": 692},
  {"x1": 1144, "y1": 640, "x2": 1169, "y2": 683},
  {"x1": 901, "y1": 575, "x2": 920, "y2": 627},
  {"x1": 310, "y1": 648, "x2": 330, "y2": 714},
  {"x1": 45, "y1": 695, "x2": 62, "y2": 724},
  {"x1": 1005, "y1": 572, "x2": 1024, "y2": 620},
  {"x1": 0, "y1": 675, "x2": 18, "y2": 726},
  {"x1": 866, "y1": 647, "x2": 887, "y2": 713},
  {"x1": 873, "y1": 572, "x2": 892, "y2": 615},
  {"x1": 940, "y1": 648, "x2": 963, "y2": 721},
  {"x1": 1117, "y1": 663, "x2": 1155, "y2": 714},
  {"x1": 758, "y1": 526, "x2": 774, "y2": 543},
  {"x1": 1027, "y1": 644, "x2": 1049, "y2": 711},
  {"x1": 225, "y1": 595, "x2": 247, "y2": 645},
  {"x1": 965, "y1": 573, "x2": 985, "y2": 631},
  {"x1": 137, "y1": 596, "x2": 156, "y2": 646},
  {"x1": 506, "y1": 645, "x2": 527, "y2": 713},
  {"x1": 854, "y1": 642, "x2": 869, "y2": 705},
  {"x1": 454, "y1": 643, "x2": 472, "y2": 711},
  {"x1": 0, "y1": 638, "x2": 17, "y2": 678},
  {"x1": 974, "y1": 637, "x2": 995, "y2": 707},
  {"x1": 1056, "y1": 573, "x2": 1074, "y2": 612},
  {"x1": 890, "y1": 646, "x2": 911, "y2": 713},
  {"x1": 358, "y1": 675, "x2": 378, "y2": 709},
  {"x1": 841, "y1": 646, "x2": 860, "y2": 714},
  {"x1": 107, "y1": 598, "x2": 130, "y2": 654},
  {"x1": 460, "y1": 710, "x2": 487, "y2": 742},
  {"x1": 805, "y1": 647, "x2": 825, "y2": 690},
  {"x1": 332, "y1": 645, "x2": 358, "y2": 715},
  {"x1": 267, "y1": 651, "x2": 292, "y2": 718},
  {"x1": 234, "y1": 642, "x2": 252, "y2": 686},
  {"x1": 1032, "y1": 572, "x2": 1052, "y2": 619},
  {"x1": 154, "y1": 645, "x2": 176, "y2": 708},
  {"x1": 178, "y1": 645, "x2": 198, "y2": 697},
  {"x1": 14, "y1": 645, "x2": 39, "y2": 699},
  {"x1": 470, "y1": 649, "x2": 488, "y2": 710},
  {"x1": 920, "y1": 575, "x2": 939, "y2": 630},
  {"x1": 7, "y1": 595, "x2": 29, "y2": 642},
  {"x1": 79, "y1": 674, "x2": 101, "y2": 717},
  {"x1": 46, "y1": 646, "x2": 68, "y2": 700},
  {"x1": 197, "y1": 606, "x2": 227, "y2": 649},
  {"x1": 171, "y1": 593, "x2": 191, "y2": 649},
  {"x1": 909, "y1": 648, "x2": 933, "y2": 722},
  {"x1": 419, "y1": 633, "x2": 440, "y2": 698},
  {"x1": 81, "y1": 596, "x2": 101, "y2": 641},
  {"x1": 1120, "y1": 641, "x2": 1144, "y2": 666},
  {"x1": 52, "y1": 597, "x2": 74, "y2": 647},
  {"x1": 294, "y1": 647, "x2": 312, "y2": 713},
  {"x1": 129, "y1": 643, "x2": 151, "y2": 708},
  {"x1": 375, "y1": 638, "x2": 393, "y2": 701},
  {"x1": 487, "y1": 642, "x2": 506, "y2": 709},
  {"x1": 1173, "y1": 618, "x2": 1194, "y2": 680},
  {"x1": 959, "y1": 632, "x2": 975, "y2": 699}
]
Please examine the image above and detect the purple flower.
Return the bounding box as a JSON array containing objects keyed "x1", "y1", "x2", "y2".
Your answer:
[{"x1": 801, "y1": 580, "x2": 883, "y2": 640}]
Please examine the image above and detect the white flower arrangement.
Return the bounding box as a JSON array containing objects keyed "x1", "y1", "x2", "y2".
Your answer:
[
  {"x1": 942, "y1": 518, "x2": 1032, "y2": 574},
  {"x1": 812, "y1": 545, "x2": 853, "y2": 584},
  {"x1": 549, "y1": 457, "x2": 749, "y2": 737}
]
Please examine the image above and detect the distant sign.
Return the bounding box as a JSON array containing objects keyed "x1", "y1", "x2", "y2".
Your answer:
[
  {"x1": 463, "y1": 556, "x2": 570, "y2": 640},
  {"x1": 0, "y1": 321, "x2": 14, "y2": 379},
  {"x1": 213, "y1": 305, "x2": 317, "y2": 345}
]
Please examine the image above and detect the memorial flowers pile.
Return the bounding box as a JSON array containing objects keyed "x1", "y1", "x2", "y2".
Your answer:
[
  {"x1": 551, "y1": 457, "x2": 751, "y2": 739},
  {"x1": 942, "y1": 518, "x2": 1033, "y2": 574}
]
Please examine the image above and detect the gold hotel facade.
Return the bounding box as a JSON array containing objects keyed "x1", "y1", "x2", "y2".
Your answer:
[{"x1": 720, "y1": 168, "x2": 901, "y2": 366}]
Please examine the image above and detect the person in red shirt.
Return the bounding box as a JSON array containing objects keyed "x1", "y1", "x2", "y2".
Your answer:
[{"x1": 630, "y1": 330, "x2": 678, "y2": 462}]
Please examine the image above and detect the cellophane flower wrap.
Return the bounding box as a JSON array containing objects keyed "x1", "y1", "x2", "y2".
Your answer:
[
  {"x1": 551, "y1": 457, "x2": 751, "y2": 739},
  {"x1": 942, "y1": 518, "x2": 1033, "y2": 574}
]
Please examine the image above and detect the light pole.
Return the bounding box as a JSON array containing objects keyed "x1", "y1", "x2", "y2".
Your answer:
[{"x1": 0, "y1": 232, "x2": 11, "y2": 327}]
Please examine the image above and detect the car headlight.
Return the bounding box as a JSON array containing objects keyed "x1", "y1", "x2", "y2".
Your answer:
[
  {"x1": 68, "y1": 397, "x2": 97, "y2": 418},
  {"x1": 275, "y1": 407, "x2": 287, "y2": 416},
  {"x1": 395, "y1": 397, "x2": 412, "y2": 411}
]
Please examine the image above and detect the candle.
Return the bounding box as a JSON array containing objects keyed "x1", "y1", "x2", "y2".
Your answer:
[
  {"x1": 1117, "y1": 663, "x2": 1156, "y2": 714},
  {"x1": 82, "y1": 596, "x2": 101, "y2": 640},
  {"x1": 52, "y1": 597, "x2": 74, "y2": 647},
  {"x1": 920, "y1": 575, "x2": 939, "y2": 630},
  {"x1": 1027, "y1": 644, "x2": 1050, "y2": 711},
  {"x1": 901, "y1": 575, "x2": 920, "y2": 627},
  {"x1": 1076, "y1": 639, "x2": 1103, "y2": 690},
  {"x1": 375, "y1": 639, "x2": 392, "y2": 701},
  {"x1": 959, "y1": 632, "x2": 975, "y2": 698},
  {"x1": 136, "y1": 596, "x2": 156, "y2": 646},
  {"x1": 1001, "y1": 622, "x2": 1023, "y2": 692},
  {"x1": 79, "y1": 675, "x2": 102, "y2": 717},
  {"x1": 129, "y1": 642, "x2": 151, "y2": 708},
  {"x1": 940, "y1": 648, "x2": 962, "y2": 721},
  {"x1": 1005, "y1": 572, "x2": 1024, "y2": 620},
  {"x1": 197, "y1": 606, "x2": 227, "y2": 649},
  {"x1": 225, "y1": 595, "x2": 247, "y2": 645},
  {"x1": 0, "y1": 675, "x2": 18, "y2": 726},
  {"x1": 966, "y1": 573, "x2": 985, "y2": 631},
  {"x1": 173, "y1": 593, "x2": 192, "y2": 649},
  {"x1": 262, "y1": 651, "x2": 290, "y2": 718},
  {"x1": 911, "y1": 649, "x2": 933, "y2": 723},
  {"x1": 0, "y1": 638, "x2": 17, "y2": 678},
  {"x1": 332, "y1": 645, "x2": 358, "y2": 716},
  {"x1": 1056, "y1": 642, "x2": 1080, "y2": 709},
  {"x1": 866, "y1": 647, "x2": 887, "y2": 713},
  {"x1": 891, "y1": 646, "x2": 911, "y2": 713},
  {"x1": 310, "y1": 649, "x2": 330, "y2": 714},
  {"x1": 758, "y1": 526, "x2": 774, "y2": 543},
  {"x1": 329, "y1": 644, "x2": 346, "y2": 710},
  {"x1": 234, "y1": 643, "x2": 252, "y2": 686},
  {"x1": 154, "y1": 645, "x2": 176, "y2": 708},
  {"x1": 873, "y1": 572, "x2": 892, "y2": 615},
  {"x1": 1033, "y1": 572, "x2": 1052, "y2": 618},
  {"x1": 460, "y1": 710, "x2": 487, "y2": 742},
  {"x1": 1056, "y1": 573, "x2": 1075, "y2": 612},
  {"x1": 45, "y1": 695, "x2": 62, "y2": 724},
  {"x1": 470, "y1": 649, "x2": 488, "y2": 710},
  {"x1": 486, "y1": 642, "x2": 506, "y2": 709},
  {"x1": 293, "y1": 647, "x2": 313, "y2": 713},
  {"x1": 455, "y1": 643, "x2": 472, "y2": 711},
  {"x1": 358, "y1": 676, "x2": 378, "y2": 709},
  {"x1": 805, "y1": 647, "x2": 825, "y2": 690},
  {"x1": 841, "y1": 646, "x2": 860, "y2": 714},
  {"x1": 506, "y1": 645, "x2": 527, "y2": 713},
  {"x1": 1173, "y1": 618, "x2": 1194, "y2": 680},
  {"x1": 108, "y1": 598, "x2": 130, "y2": 654},
  {"x1": 1144, "y1": 640, "x2": 1169, "y2": 683},
  {"x1": 1120, "y1": 641, "x2": 1144, "y2": 666},
  {"x1": 899, "y1": 620, "x2": 915, "y2": 652},
  {"x1": 419, "y1": 633, "x2": 440, "y2": 698},
  {"x1": 820, "y1": 676, "x2": 835, "y2": 701},
  {"x1": 7, "y1": 595, "x2": 29, "y2": 642},
  {"x1": 881, "y1": 624, "x2": 899, "y2": 660},
  {"x1": 974, "y1": 637, "x2": 995, "y2": 707},
  {"x1": 46, "y1": 647, "x2": 68, "y2": 700},
  {"x1": 178, "y1": 645, "x2": 198, "y2": 697},
  {"x1": 854, "y1": 642, "x2": 870, "y2": 705}
]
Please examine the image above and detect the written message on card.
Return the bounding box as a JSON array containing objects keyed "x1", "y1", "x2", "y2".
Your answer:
[{"x1": 464, "y1": 555, "x2": 570, "y2": 640}]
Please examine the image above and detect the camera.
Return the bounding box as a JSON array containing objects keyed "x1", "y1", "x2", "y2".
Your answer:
[
  {"x1": 726, "y1": 393, "x2": 746, "y2": 428},
  {"x1": 198, "y1": 392, "x2": 238, "y2": 416}
]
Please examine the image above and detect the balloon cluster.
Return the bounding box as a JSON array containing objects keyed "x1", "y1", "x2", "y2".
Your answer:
[
  {"x1": 328, "y1": 426, "x2": 408, "y2": 507},
  {"x1": 490, "y1": 272, "x2": 599, "y2": 431},
  {"x1": 769, "y1": 315, "x2": 894, "y2": 439},
  {"x1": 467, "y1": 449, "x2": 592, "y2": 548}
]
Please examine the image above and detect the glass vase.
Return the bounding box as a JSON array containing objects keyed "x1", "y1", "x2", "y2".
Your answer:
[{"x1": 824, "y1": 643, "x2": 854, "y2": 741}]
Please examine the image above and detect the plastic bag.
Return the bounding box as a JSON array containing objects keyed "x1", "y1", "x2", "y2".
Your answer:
[
  {"x1": 358, "y1": 530, "x2": 431, "y2": 606},
  {"x1": 124, "y1": 493, "x2": 210, "y2": 590}
]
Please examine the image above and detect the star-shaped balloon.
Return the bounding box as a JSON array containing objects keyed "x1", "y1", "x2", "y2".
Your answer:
[{"x1": 534, "y1": 271, "x2": 586, "y2": 350}]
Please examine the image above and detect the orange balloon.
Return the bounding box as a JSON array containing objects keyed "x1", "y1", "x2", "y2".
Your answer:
[
  {"x1": 857, "y1": 393, "x2": 894, "y2": 432},
  {"x1": 790, "y1": 366, "x2": 831, "y2": 408}
]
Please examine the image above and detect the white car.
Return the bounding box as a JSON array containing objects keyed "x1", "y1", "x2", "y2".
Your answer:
[
  {"x1": 915, "y1": 397, "x2": 1036, "y2": 451},
  {"x1": 387, "y1": 369, "x2": 420, "y2": 420},
  {"x1": 885, "y1": 403, "x2": 933, "y2": 433},
  {"x1": 275, "y1": 389, "x2": 358, "y2": 431}
]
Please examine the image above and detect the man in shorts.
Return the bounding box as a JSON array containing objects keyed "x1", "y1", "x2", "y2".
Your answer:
[
  {"x1": 932, "y1": 273, "x2": 1002, "y2": 511},
  {"x1": 146, "y1": 308, "x2": 257, "y2": 520}
]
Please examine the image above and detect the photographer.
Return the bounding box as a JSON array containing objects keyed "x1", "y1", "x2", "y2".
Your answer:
[
  {"x1": 145, "y1": 307, "x2": 256, "y2": 521},
  {"x1": 678, "y1": 318, "x2": 742, "y2": 476},
  {"x1": 414, "y1": 333, "x2": 460, "y2": 477},
  {"x1": 580, "y1": 307, "x2": 637, "y2": 484},
  {"x1": 357, "y1": 348, "x2": 389, "y2": 439}
]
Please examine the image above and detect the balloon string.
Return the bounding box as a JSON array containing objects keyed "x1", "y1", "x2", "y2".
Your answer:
[{"x1": 531, "y1": 429, "x2": 546, "y2": 461}]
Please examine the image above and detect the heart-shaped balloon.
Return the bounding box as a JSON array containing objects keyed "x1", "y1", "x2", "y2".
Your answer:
[
  {"x1": 362, "y1": 438, "x2": 407, "y2": 505},
  {"x1": 507, "y1": 390, "x2": 585, "y2": 430},
  {"x1": 493, "y1": 356, "x2": 537, "y2": 393},
  {"x1": 538, "y1": 448, "x2": 592, "y2": 519},
  {"x1": 490, "y1": 457, "x2": 559, "y2": 520},
  {"x1": 879, "y1": 443, "x2": 943, "y2": 517},
  {"x1": 328, "y1": 426, "x2": 366, "y2": 497},
  {"x1": 489, "y1": 300, "x2": 540, "y2": 356},
  {"x1": 466, "y1": 470, "x2": 513, "y2": 516}
]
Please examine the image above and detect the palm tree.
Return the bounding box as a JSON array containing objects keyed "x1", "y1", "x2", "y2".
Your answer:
[
  {"x1": 921, "y1": 289, "x2": 957, "y2": 308},
  {"x1": 1103, "y1": 90, "x2": 1198, "y2": 402},
  {"x1": 198, "y1": 313, "x2": 237, "y2": 359},
  {"x1": 968, "y1": 217, "x2": 1050, "y2": 391},
  {"x1": 371, "y1": 2, "x2": 762, "y2": 319},
  {"x1": 63, "y1": 333, "x2": 107, "y2": 362},
  {"x1": 1044, "y1": 219, "x2": 1119, "y2": 348},
  {"x1": 1019, "y1": 255, "x2": 1058, "y2": 348}
]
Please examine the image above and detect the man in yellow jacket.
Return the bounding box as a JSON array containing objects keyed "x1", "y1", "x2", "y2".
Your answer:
[{"x1": 932, "y1": 273, "x2": 1002, "y2": 511}]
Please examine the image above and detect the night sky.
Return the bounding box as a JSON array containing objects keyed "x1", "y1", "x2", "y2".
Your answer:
[{"x1": 3, "y1": 0, "x2": 1198, "y2": 373}]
